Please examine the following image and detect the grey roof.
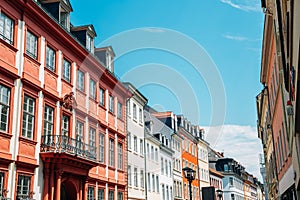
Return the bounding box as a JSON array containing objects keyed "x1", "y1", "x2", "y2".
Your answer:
[{"x1": 144, "y1": 110, "x2": 172, "y2": 140}]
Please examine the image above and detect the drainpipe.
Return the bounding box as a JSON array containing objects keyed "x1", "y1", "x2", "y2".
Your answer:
[{"x1": 144, "y1": 127, "x2": 148, "y2": 200}]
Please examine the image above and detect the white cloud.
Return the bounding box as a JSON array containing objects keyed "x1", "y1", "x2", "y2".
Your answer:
[
  {"x1": 220, "y1": 0, "x2": 261, "y2": 12},
  {"x1": 141, "y1": 28, "x2": 166, "y2": 33},
  {"x1": 223, "y1": 34, "x2": 248, "y2": 41},
  {"x1": 204, "y1": 125, "x2": 263, "y2": 181}
]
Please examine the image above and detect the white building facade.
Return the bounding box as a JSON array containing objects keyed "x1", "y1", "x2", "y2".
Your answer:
[{"x1": 125, "y1": 83, "x2": 148, "y2": 200}]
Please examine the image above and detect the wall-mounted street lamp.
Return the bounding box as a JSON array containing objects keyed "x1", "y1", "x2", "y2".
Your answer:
[
  {"x1": 216, "y1": 189, "x2": 223, "y2": 200},
  {"x1": 183, "y1": 167, "x2": 196, "y2": 200}
]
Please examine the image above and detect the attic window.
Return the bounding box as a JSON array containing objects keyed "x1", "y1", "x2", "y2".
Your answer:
[
  {"x1": 86, "y1": 34, "x2": 92, "y2": 52},
  {"x1": 60, "y1": 12, "x2": 69, "y2": 29}
]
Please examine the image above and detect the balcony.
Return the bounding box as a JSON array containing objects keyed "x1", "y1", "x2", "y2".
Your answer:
[{"x1": 41, "y1": 135, "x2": 96, "y2": 161}]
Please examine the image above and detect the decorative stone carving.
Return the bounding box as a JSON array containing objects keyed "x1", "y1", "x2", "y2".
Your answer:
[{"x1": 62, "y1": 92, "x2": 77, "y2": 111}]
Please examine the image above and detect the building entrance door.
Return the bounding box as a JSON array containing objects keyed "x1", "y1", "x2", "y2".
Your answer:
[{"x1": 61, "y1": 181, "x2": 77, "y2": 200}]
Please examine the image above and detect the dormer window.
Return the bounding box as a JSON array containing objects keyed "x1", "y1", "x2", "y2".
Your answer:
[
  {"x1": 106, "y1": 51, "x2": 112, "y2": 71},
  {"x1": 60, "y1": 11, "x2": 69, "y2": 30},
  {"x1": 86, "y1": 34, "x2": 93, "y2": 52},
  {"x1": 40, "y1": 0, "x2": 72, "y2": 31}
]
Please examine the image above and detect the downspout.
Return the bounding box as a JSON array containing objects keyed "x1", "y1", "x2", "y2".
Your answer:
[{"x1": 144, "y1": 127, "x2": 148, "y2": 200}]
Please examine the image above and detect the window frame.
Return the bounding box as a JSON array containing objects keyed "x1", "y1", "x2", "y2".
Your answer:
[
  {"x1": 108, "y1": 190, "x2": 114, "y2": 200},
  {"x1": 89, "y1": 79, "x2": 96, "y2": 100},
  {"x1": 17, "y1": 174, "x2": 31, "y2": 198},
  {"x1": 117, "y1": 142, "x2": 123, "y2": 170},
  {"x1": 99, "y1": 88, "x2": 105, "y2": 106},
  {"x1": 98, "y1": 188, "x2": 105, "y2": 200},
  {"x1": 109, "y1": 95, "x2": 114, "y2": 113},
  {"x1": 62, "y1": 59, "x2": 71, "y2": 83},
  {"x1": 134, "y1": 167, "x2": 138, "y2": 187},
  {"x1": 0, "y1": 172, "x2": 4, "y2": 197},
  {"x1": 45, "y1": 45, "x2": 56, "y2": 72},
  {"x1": 0, "y1": 84, "x2": 10, "y2": 132},
  {"x1": 26, "y1": 30, "x2": 38, "y2": 60},
  {"x1": 87, "y1": 186, "x2": 95, "y2": 200},
  {"x1": 117, "y1": 102, "x2": 122, "y2": 119},
  {"x1": 77, "y1": 69, "x2": 85, "y2": 92},
  {"x1": 109, "y1": 138, "x2": 115, "y2": 167},
  {"x1": 133, "y1": 103, "x2": 137, "y2": 120},
  {"x1": 99, "y1": 132, "x2": 105, "y2": 163},
  {"x1": 22, "y1": 94, "x2": 35, "y2": 139},
  {"x1": 0, "y1": 12, "x2": 14, "y2": 45}
]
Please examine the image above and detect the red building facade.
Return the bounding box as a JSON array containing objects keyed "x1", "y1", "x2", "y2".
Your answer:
[{"x1": 0, "y1": 0, "x2": 130, "y2": 199}]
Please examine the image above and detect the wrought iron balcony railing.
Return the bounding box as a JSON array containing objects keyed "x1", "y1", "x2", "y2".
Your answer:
[
  {"x1": 0, "y1": 197, "x2": 11, "y2": 200},
  {"x1": 41, "y1": 135, "x2": 97, "y2": 160}
]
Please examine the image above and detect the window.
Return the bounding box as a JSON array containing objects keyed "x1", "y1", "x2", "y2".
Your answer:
[
  {"x1": 109, "y1": 95, "x2": 114, "y2": 113},
  {"x1": 44, "y1": 105, "x2": 54, "y2": 136},
  {"x1": 161, "y1": 158, "x2": 164, "y2": 174},
  {"x1": 90, "y1": 79, "x2": 96, "y2": 100},
  {"x1": 89, "y1": 128, "x2": 96, "y2": 147},
  {"x1": 61, "y1": 115, "x2": 69, "y2": 136},
  {"x1": 17, "y1": 175, "x2": 31, "y2": 199},
  {"x1": 77, "y1": 70, "x2": 84, "y2": 91},
  {"x1": 127, "y1": 101, "x2": 131, "y2": 116},
  {"x1": 86, "y1": 34, "x2": 93, "y2": 52},
  {"x1": 151, "y1": 146, "x2": 154, "y2": 160},
  {"x1": 76, "y1": 121, "x2": 84, "y2": 150},
  {"x1": 22, "y1": 95, "x2": 35, "y2": 139},
  {"x1": 99, "y1": 88, "x2": 105, "y2": 106},
  {"x1": 26, "y1": 31, "x2": 37, "y2": 59},
  {"x1": 155, "y1": 148, "x2": 158, "y2": 161},
  {"x1": 98, "y1": 188, "x2": 104, "y2": 200},
  {"x1": 147, "y1": 173, "x2": 150, "y2": 191},
  {"x1": 229, "y1": 177, "x2": 233, "y2": 186},
  {"x1": 156, "y1": 175, "x2": 159, "y2": 192},
  {"x1": 152, "y1": 174, "x2": 155, "y2": 192},
  {"x1": 162, "y1": 184, "x2": 165, "y2": 200},
  {"x1": 134, "y1": 136, "x2": 137, "y2": 152},
  {"x1": 117, "y1": 102, "x2": 122, "y2": 118},
  {"x1": 133, "y1": 103, "x2": 137, "y2": 120},
  {"x1": 118, "y1": 192, "x2": 123, "y2": 200},
  {"x1": 127, "y1": 132, "x2": 131, "y2": 150},
  {"x1": 63, "y1": 59, "x2": 71, "y2": 82},
  {"x1": 140, "y1": 170, "x2": 144, "y2": 188},
  {"x1": 60, "y1": 12, "x2": 68, "y2": 28},
  {"x1": 165, "y1": 160, "x2": 168, "y2": 176},
  {"x1": 109, "y1": 138, "x2": 114, "y2": 167},
  {"x1": 46, "y1": 46, "x2": 55, "y2": 71},
  {"x1": 134, "y1": 167, "x2": 138, "y2": 187},
  {"x1": 43, "y1": 105, "x2": 54, "y2": 144},
  {"x1": 0, "y1": 12, "x2": 14, "y2": 44},
  {"x1": 166, "y1": 186, "x2": 169, "y2": 200},
  {"x1": 128, "y1": 165, "x2": 132, "y2": 186},
  {"x1": 139, "y1": 108, "x2": 142, "y2": 123},
  {"x1": 0, "y1": 172, "x2": 4, "y2": 197},
  {"x1": 140, "y1": 139, "x2": 143, "y2": 155},
  {"x1": 109, "y1": 190, "x2": 114, "y2": 200},
  {"x1": 147, "y1": 143, "x2": 150, "y2": 159},
  {"x1": 88, "y1": 186, "x2": 95, "y2": 200},
  {"x1": 99, "y1": 133, "x2": 105, "y2": 163},
  {"x1": 118, "y1": 143, "x2": 123, "y2": 170},
  {"x1": 0, "y1": 85, "x2": 10, "y2": 132},
  {"x1": 169, "y1": 161, "x2": 172, "y2": 177},
  {"x1": 224, "y1": 164, "x2": 228, "y2": 172}
]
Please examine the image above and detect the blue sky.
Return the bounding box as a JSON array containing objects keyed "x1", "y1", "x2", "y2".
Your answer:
[
  {"x1": 71, "y1": 0, "x2": 264, "y2": 127},
  {"x1": 70, "y1": 0, "x2": 264, "y2": 179}
]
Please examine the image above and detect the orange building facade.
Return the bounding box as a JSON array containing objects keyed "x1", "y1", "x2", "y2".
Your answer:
[
  {"x1": 177, "y1": 116, "x2": 200, "y2": 200},
  {"x1": 0, "y1": 0, "x2": 130, "y2": 199}
]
